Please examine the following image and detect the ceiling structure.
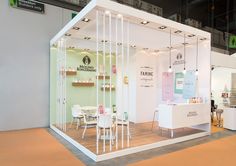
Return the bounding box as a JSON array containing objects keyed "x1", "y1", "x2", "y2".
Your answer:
[{"x1": 38, "y1": 0, "x2": 236, "y2": 54}]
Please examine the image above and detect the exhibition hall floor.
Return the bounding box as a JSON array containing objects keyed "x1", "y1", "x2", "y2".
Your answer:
[
  {"x1": 54, "y1": 122, "x2": 205, "y2": 154},
  {"x1": 129, "y1": 134, "x2": 236, "y2": 166},
  {"x1": 1, "y1": 127, "x2": 234, "y2": 166},
  {"x1": 0, "y1": 128, "x2": 84, "y2": 166}
]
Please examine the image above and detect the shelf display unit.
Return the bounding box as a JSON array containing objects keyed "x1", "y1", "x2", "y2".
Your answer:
[{"x1": 72, "y1": 81, "x2": 94, "y2": 87}]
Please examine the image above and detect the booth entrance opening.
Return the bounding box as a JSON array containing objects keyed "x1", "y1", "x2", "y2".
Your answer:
[{"x1": 50, "y1": 0, "x2": 211, "y2": 161}]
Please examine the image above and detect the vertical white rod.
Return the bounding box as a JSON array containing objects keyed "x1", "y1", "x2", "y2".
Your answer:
[
  {"x1": 64, "y1": 39, "x2": 67, "y2": 132},
  {"x1": 96, "y1": 10, "x2": 99, "y2": 155},
  {"x1": 127, "y1": 21, "x2": 130, "y2": 147},
  {"x1": 121, "y1": 16, "x2": 124, "y2": 149},
  {"x1": 102, "y1": 12, "x2": 106, "y2": 153},
  {"x1": 115, "y1": 15, "x2": 119, "y2": 150},
  {"x1": 109, "y1": 12, "x2": 112, "y2": 152}
]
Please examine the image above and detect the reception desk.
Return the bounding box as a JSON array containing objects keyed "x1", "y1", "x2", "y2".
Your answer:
[
  {"x1": 158, "y1": 103, "x2": 210, "y2": 137},
  {"x1": 223, "y1": 108, "x2": 236, "y2": 130}
]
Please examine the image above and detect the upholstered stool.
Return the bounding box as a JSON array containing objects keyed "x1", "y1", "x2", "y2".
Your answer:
[{"x1": 215, "y1": 109, "x2": 223, "y2": 127}]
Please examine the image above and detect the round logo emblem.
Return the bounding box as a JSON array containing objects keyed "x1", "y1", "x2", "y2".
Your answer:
[
  {"x1": 176, "y1": 53, "x2": 182, "y2": 60},
  {"x1": 82, "y1": 56, "x2": 91, "y2": 65}
]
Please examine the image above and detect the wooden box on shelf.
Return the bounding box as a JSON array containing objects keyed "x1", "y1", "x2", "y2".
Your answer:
[
  {"x1": 66, "y1": 71, "x2": 77, "y2": 76},
  {"x1": 96, "y1": 75, "x2": 110, "y2": 79},
  {"x1": 72, "y1": 82, "x2": 94, "y2": 87},
  {"x1": 101, "y1": 87, "x2": 115, "y2": 91}
]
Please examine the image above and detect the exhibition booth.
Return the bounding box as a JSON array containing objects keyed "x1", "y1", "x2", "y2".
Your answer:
[
  {"x1": 211, "y1": 66, "x2": 236, "y2": 130},
  {"x1": 50, "y1": 0, "x2": 211, "y2": 161}
]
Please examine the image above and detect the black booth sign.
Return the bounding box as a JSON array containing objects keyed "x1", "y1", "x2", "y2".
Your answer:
[
  {"x1": 10, "y1": 0, "x2": 45, "y2": 14},
  {"x1": 173, "y1": 53, "x2": 185, "y2": 65},
  {"x1": 77, "y1": 55, "x2": 96, "y2": 72}
]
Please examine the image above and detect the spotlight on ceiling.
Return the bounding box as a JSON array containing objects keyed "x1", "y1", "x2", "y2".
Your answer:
[
  {"x1": 82, "y1": 18, "x2": 90, "y2": 22},
  {"x1": 84, "y1": 37, "x2": 91, "y2": 40},
  {"x1": 143, "y1": 48, "x2": 149, "y2": 50},
  {"x1": 101, "y1": 40, "x2": 108, "y2": 43},
  {"x1": 174, "y1": 30, "x2": 182, "y2": 34},
  {"x1": 72, "y1": 26, "x2": 80, "y2": 30},
  {"x1": 188, "y1": 34, "x2": 195, "y2": 37},
  {"x1": 130, "y1": 45, "x2": 136, "y2": 48},
  {"x1": 117, "y1": 14, "x2": 122, "y2": 18},
  {"x1": 65, "y1": 33, "x2": 71, "y2": 37},
  {"x1": 105, "y1": 10, "x2": 111, "y2": 15},
  {"x1": 141, "y1": 21, "x2": 149, "y2": 25},
  {"x1": 159, "y1": 26, "x2": 167, "y2": 30},
  {"x1": 117, "y1": 43, "x2": 122, "y2": 46},
  {"x1": 200, "y1": 37, "x2": 207, "y2": 41}
]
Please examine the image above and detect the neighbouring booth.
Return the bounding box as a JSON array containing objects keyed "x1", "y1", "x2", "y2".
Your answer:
[
  {"x1": 211, "y1": 66, "x2": 236, "y2": 130},
  {"x1": 50, "y1": 0, "x2": 211, "y2": 161}
]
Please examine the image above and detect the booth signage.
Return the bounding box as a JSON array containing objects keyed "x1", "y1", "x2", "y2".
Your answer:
[
  {"x1": 183, "y1": 70, "x2": 196, "y2": 99},
  {"x1": 162, "y1": 72, "x2": 174, "y2": 101},
  {"x1": 187, "y1": 111, "x2": 198, "y2": 117},
  {"x1": 139, "y1": 66, "x2": 154, "y2": 87},
  {"x1": 77, "y1": 55, "x2": 96, "y2": 72},
  {"x1": 173, "y1": 53, "x2": 185, "y2": 65},
  {"x1": 229, "y1": 35, "x2": 236, "y2": 48},
  {"x1": 9, "y1": 0, "x2": 45, "y2": 14},
  {"x1": 175, "y1": 72, "x2": 184, "y2": 94}
]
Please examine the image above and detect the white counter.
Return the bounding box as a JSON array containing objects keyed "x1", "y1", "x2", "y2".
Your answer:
[
  {"x1": 158, "y1": 103, "x2": 210, "y2": 137},
  {"x1": 223, "y1": 108, "x2": 236, "y2": 130}
]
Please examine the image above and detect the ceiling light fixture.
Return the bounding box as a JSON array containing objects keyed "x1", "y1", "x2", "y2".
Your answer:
[
  {"x1": 195, "y1": 37, "x2": 199, "y2": 76},
  {"x1": 168, "y1": 29, "x2": 172, "y2": 73},
  {"x1": 143, "y1": 48, "x2": 149, "y2": 50},
  {"x1": 72, "y1": 26, "x2": 80, "y2": 30},
  {"x1": 84, "y1": 37, "x2": 91, "y2": 40},
  {"x1": 141, "y1": 21, "x2": 149, "y2": 25},
  {"x1": 159, "y1": 26, "x2": 167, "y2": 30},
  {"x1": 65, "y1": 33, "x2": 71, "y2": 37},
  {"x1": 117, "y1": 14, "x2": 122, "y2": 18},
  {"x1": 183, "y1": 34, "x2": 187, "y2": 75},
  {"x1": 82, "y1": 18, "x2": 90, "y2": 22},
  {"x1": 117, "y1": 43, "x2": 122, "y2": 46},
  {"x1": 200, "y1": 37, "x2": 207, "y2": 41},
  {"x1": 174, "y1": 30, "x2": 182, "y2": 34},
  {"x1": 105, "y1": 10, "x2": 111, "y2": 15},
  {"x1": 130, "y1": 45, "x2": 136, "y2": 48},
  {"x1": 101, "y1": 40, "x2": 108, "y2": 43},
  {"x1": 188, "y1": 34, "x2": 195, "y2": 37}
]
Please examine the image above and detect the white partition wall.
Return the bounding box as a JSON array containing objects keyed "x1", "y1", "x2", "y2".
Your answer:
[{"x1": 50, "y1": 0, "x2": 211, "y2": 162}]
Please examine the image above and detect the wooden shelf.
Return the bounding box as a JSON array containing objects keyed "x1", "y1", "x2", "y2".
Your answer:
[
  {"x1": 101, "y1": 87, "x2": 115, "y2": 91},
  {"x1": 96, "y1": 75, "x2": 110, "y2": 79},
  {"x1": 66, "y1": 71, "x2": 77, "y2": 76},
  {"x1": 72, "y1": 82, "x2": 94, "y2": 87}
]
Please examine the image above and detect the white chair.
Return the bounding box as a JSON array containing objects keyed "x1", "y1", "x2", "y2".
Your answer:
[
  {"x1": 70, "y1": 105, "x2": 83, "y2": 130},
  {"x1": 82, "y1": 112, "x2": 97, "y2": 139},
  {"x1": 97, "y1": 114, "x2": 114, "y2": 142},
  {"x1": 116, "y1": 112, "x2": 131, "y2": 139}
]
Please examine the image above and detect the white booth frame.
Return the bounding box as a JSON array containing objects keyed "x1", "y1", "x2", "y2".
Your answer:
[{"x1": 50, "y1": 0, "x2": 211, "y2": 162}]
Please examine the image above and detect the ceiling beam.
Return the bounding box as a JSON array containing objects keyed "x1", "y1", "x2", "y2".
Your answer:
[{"x1": 36, "y1": 0, "x2": 83, "y2": 12}]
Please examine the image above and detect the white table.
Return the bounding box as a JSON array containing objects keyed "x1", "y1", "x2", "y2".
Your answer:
[
  {"x1": 81, "y1": 106, "x2": 97, "y2": 115},
  {"x1": 223, "y1": 108, "x2": 236, "y2": 130},
  {"x1": 158, "y1": 103, "x2": 210, "y2": 138}
]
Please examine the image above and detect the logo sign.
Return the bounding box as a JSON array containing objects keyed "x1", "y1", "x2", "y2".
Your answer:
[
  {"x1": 229, "y1": 35, "x2": 236, "y2": 48},
  {"x1": 9, "y1": 0, "x2": 45, "y2": 14},
  {"x1": 77, "y1": 55, "x2": 96, "y2": 72},
  {"x1": 173, "y1": 53, "x2": 185, "y2": 65},
  {"x1": 82, "y1": 56, "x2": 91, "y2": 65},
  {"x1": 139, "y1": 66, "x2": 154, "y2": 88},
  {"x1": 187, "y1": 111, "x2": 198, "y2": 117}
]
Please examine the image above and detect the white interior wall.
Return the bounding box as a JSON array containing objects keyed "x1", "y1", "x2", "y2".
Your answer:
[
  {"x1": 211, "y1": 67, "x2": 236, "y2": 108},
  {"x1": 157, "y1": 40, "x2": 211, "y2": 105},
  {"x1": 0, "y1": 1, "x2": 74, "y2": 131}
]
